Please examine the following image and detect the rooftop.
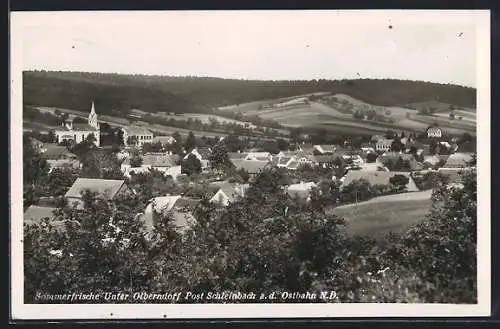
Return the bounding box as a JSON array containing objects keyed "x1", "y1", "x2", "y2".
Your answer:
[
  {"x1": 65, "y1": 178, "x2": 126, "y2": 199},
  {"x1": 230, "y1": 159, "x2": 271, "y2": 174},
  {"x1": 122, "y1": 125, "x2": 153, "y2": 135}
]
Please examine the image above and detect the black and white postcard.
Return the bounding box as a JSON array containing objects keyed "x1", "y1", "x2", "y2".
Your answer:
[{"x1": 10, "y1": 10, "x2": 491, "y2": 320}]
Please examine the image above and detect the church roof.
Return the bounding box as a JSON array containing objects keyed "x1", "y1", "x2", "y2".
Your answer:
[{"x1": 57, "y1": 123, "x2": 98, "y2": 132}]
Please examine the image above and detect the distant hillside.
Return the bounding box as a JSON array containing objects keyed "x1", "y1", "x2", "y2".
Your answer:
[{"x1": 23, "y1": 71, "x2": 476, "y2": 116}]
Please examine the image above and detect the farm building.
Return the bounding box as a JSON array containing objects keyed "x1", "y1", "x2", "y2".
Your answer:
[{"x1": 65, "y1": 178, "x2": 134, "y2": 210}]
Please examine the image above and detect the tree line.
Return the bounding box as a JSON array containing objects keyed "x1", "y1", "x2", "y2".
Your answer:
[{"x1": 24, "y1": 71, "x2": 476, "y2": 116}]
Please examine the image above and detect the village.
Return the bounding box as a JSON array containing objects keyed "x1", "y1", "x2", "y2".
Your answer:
[{"x1": 23, "y1": 101, "x2": 477, "y2": 236}]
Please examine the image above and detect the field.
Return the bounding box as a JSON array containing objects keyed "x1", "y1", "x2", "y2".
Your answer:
[
  {"x1": 331, "y1": 191, "x2": 432, "y2": 239},
  {"x1": 25, "y1": 107, "x2": 281, "y2": 140},
  {"x1": 217, "y1": 93, "x2": 476, "y2": 137}
]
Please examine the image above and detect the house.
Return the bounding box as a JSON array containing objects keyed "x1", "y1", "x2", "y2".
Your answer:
[
  {"x1": 46, "y1": 158, "x2": 82, "y2": 173},
  {"x1": 314, "y1": 155, "x2": 338, "y2": 168},
  {"x1": 151, "y1": 135, "x2": 176, "y2": 146},
  {"x1": 296, "y1": 143, "x2": 315, "y2": 154},
  {"x1": 54, "y1": 101, "x2": 100, "y2": 146},
  {"x1": 341, "y1": 171, "x2": 420, "y2": 192},
  {"x1": 375, "y1": 139, "x2": 394, "y2": 152},
  {"x1": 228, "y1": 152, "x2": 249, "y2": 160},
  {"x1": 244, "y1": 152, "x2": 273, "y2": 162},
  {"x1": 423, "y1": 155, "x2": 441, "y2": 167},
  {"x1": 183, "y1": 147, "x2": 212, "y2": 169},
  {"x1": 65, "y1": 178, "x2": 134, "y2": 210},
  {"x1": 442, "y1": 152, "x2": 474, "y2": 169},
  {"x1": 286, "y1": 181, "x2": 317, "y2": 200},
  {"x1": 230, "y1": 159, "x2": 272, "y2": 177},
  {"x1": 121, "y1": 126, "x2": 154, "y2": 148},
  {"x1": 209, "y1": 182, "x2": 250, "y2": 206},
  {"x1": 142, "y1": 196, "x2": 199, "y2": 234},
  {"x1": 121, "y1": 153, "x2": 181, "y2": 178},
  {"x1": 24, "y1": 205, "x2": 57, "y2": 225},
  {"x1": 42, "y1": 144, "x2": 78, "y2": 161},
  {"x1": 29, "y1": 137, "x2": 46, "y2": 152},
  {"x1": 313, "y1": 144, "x2": 336, "y2": 154},
  {"x1": 360, "y1": 143, "x2": 375, "y2": 153},
  {"x1": 426, "y1": 126, "x2": 443, "y2": 138}
]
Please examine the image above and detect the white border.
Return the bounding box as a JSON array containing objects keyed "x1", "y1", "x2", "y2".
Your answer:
[{"x1": 10, "y1": 10, "x2": 491, "y2": 320}]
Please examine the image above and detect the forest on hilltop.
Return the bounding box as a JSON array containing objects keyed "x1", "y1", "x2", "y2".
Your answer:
[{"x1": 23, "y1": 71, "x2": 476, "y2": 116}]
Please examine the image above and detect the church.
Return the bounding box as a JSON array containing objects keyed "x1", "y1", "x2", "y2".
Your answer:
[{"x1": 55, "y1": 101, "x2": 100, "y2": 147}]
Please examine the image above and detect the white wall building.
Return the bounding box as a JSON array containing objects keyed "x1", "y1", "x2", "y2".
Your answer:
[
  {"x1": 122, "y1": 126, "x2": 154, "y2": 148},
  {"x1": 54, "y1": 101, "x2": 100, "y2": 146}
]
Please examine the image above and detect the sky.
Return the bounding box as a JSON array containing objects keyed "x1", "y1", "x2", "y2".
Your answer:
[{"x1": 13, "y1": 10, "x2": 487, "y2": 87}]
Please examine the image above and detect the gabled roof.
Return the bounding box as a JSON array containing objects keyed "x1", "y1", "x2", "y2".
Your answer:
[
  {"x1": 42, "y1": 144, "x2": 77, "y2": 160},
  {"x1": 231, "y1": 159, "x2": 271, "y2": 174},
  {"x1": 437, "y1": 168, "x2": 470, "y2": 185},
  {"x1": 228, "y1": 152, "x2": 248, "y2": 160},
  {"x1": 376, "y1": 138, "x2": 394, "y2": 145},
  {"x1": 189, "y1": 147, "x2": 212, "y2": 159},
  {"x1": 152, "y1": 136, "x2": 176, "y2": 144},
  {"x1": 314, "y1": 144, "x2": 336, "y2": 153},
  {"x1": 122, "y1": 125, "x2": 153, "y2": 135},
  {"x1": 314, "y1": 154, "x2": 337, "y2": 164},
  {"x1": 287, "y1": 181, "x2": 317, "y2": 199},
  {"x1": 24, "y1": 205, "x2": 57, "y2": 225},
  {"x1": 278, "y1": 156, "x2": 293, "y2": 165},
  {"x1": 143, "y1": 196, "x2": 199, "y2": 232},
  {"x1": 47, "y1": 159, "x2": 81, "y2": 169},
  {"x1": 342, "y1": 171, "x2": 419, "y2": 192},
  {"x1": 65, "y1": 178, "x2": 127, "y2": 199},
  {"x1": 211, "y1": 183, "x2": 250, "y2": 203},
  {"x1": 142, "y1": 154, "x2": 180, "y2": 167},
  {"x1": 72, "y1": 123, "x2": 99, "y2": 132}
]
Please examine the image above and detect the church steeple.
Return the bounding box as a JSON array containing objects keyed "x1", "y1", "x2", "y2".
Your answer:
[{"x1": 88, "y1": 100, "x2": 99, "y2": 130}]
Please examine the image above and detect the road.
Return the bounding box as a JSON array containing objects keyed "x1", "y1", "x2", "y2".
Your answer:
[{"x1": 334, "y1": 190, "x2": 433, "y2": 210}]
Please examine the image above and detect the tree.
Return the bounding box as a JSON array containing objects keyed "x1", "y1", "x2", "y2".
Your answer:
[
  {"x1": 385, "y1": 130, "x2": 396, "y2": 139},
  {"x1": 130, "y1": 154, "x2": 143, "y2": 167},
  {"x1": 389, "y1": 174, "x2": 409, "y2": 192},
  {"x1": 23, "y1": 135, "x2": 50, "y2": 188},
  {"x1": 390, "y1": 138, "x2": 404, "y2": 152},
  {"x1": 353, "y1": 110, "x2": 364, "y2": 119},
  {"x1": 276, "y1": 138, "x2": 289, "y2": 151},
  {"x1": 46, "y1": 168, "x2": 79, "y2": 197},
  {"x1": 366, "y1": 152, "x2": 378, "y2": 163},
  {"x1": 142, "y1": 142, "x2": 163, "y2": 154},
  {"x1": 181, "y1": 154, "x2": 202, "y2": 176},
  {"x1": 387, "y1": 169, "x2": 477, "y2": 303},
  {"x1": 208, "y1": 143, "x2": 231, "y2": 172},
  {"x1": 184, "y1": 132, "x2": 197, "y2": 152},
  {"x1": 290, "y1": 127, "x2": 303, "y2": 144},
  {"x1": 366, "y1": 110, "x2": 377, "y2": 120}
]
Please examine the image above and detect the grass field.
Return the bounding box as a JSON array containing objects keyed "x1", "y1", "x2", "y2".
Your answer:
[{"x1": 332, "y1": 198, "x2": 432, "y2": 240}]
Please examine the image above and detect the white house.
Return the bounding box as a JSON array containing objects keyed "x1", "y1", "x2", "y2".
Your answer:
[
  {"x1": 286, "y1": 181, "x2": 317, "y2": 201},
  {"x1": 426, "y1": 126, "x2": 443, "y2": 138},
  {"x1": 54, "y1": 101, "x2": 100, "y2": 146},
  {"x1": 152, "y1": 135, "x2": 176, "y2": 146},
  {"x1": 209, "y1": 183, "x2": 249, "y2": 207},
  {"x1": 313, "y1": 145, "x2": 336, "y2": 154},
  {"x1": 183, "y1": 147, "x2": 211, "y2": 169},
  {"x1": 121, "y1": 153, "x2": 181, "y2": 178},
  {"x1": 122, "y1": 126, "x2": 154, "y2": 148},
  {"x1": 244, "y1": 152, "x2": 273, "y2": 162},
  {"x1": 375, "y1": 139, "x2": 394, "y2": 152}
]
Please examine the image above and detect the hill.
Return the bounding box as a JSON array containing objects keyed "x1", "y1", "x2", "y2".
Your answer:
[{"x1": 23, "y1": 71, "x2": 476, "y2": 116}]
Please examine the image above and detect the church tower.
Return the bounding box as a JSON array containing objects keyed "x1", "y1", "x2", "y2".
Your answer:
[{"x1": 88, "y1": 100, "x2": 99, "y2": 130}]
